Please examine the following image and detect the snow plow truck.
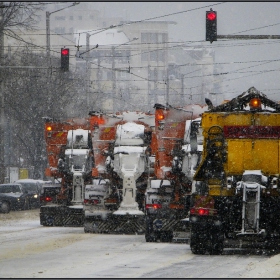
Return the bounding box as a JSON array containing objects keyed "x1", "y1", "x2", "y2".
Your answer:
[
  {"x1": 40, "y1": 117, "x2": 93, "y2": 226},
  {"x1": 190, "y1": 87, "x2": 280, "y2": 254},
  {"x1": 144, "y1": 103, "x2": 207, "y2": 242},
  {"x1": 83, "y1": 111, "x2": 155, "y2": 234}
]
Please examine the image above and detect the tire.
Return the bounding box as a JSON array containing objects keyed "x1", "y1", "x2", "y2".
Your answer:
[
  {"x1": 145, "y1": 232, "x2": 156, "y2": 242},
  {"x1": 209, "y1": 241, "x2": 224, "y2": 255},
  {"x1": 1, "y1": 201, "x2": 10, "y2": 213},
  {"x1": 190, "y1": 241, "x2": 207, "y2": 255},
  {"x1": 190, "y1": 228, "x2": 207, "y2": 255},
  {"x1": 23, "y1": 198, "x2": 30, "y2": 210},
  {"x1": 145, "y1": 216, "x2": 156, "y2": 242},
  {"x1": 160, "y1": 231, "x2": 173, "y2": 242},
  {"x1": 209, "y1": 229, "x2": 224, "y2": 255}
]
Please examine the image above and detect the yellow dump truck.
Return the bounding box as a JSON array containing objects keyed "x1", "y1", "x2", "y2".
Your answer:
[{"x1": 190, "y1": 87, "x2": 280, "y2": 254}]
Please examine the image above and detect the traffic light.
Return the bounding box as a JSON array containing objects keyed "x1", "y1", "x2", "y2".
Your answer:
[
  {"x1": 206, "y1": 10, "x2": 217, "y2": 43},
  {"x1": 61, "y1": 48, "x2": 69, "y2": 71}
]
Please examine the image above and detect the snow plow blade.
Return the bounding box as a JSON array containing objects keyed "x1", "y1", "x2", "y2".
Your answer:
[
  {"x1": 40, "y1": 205, "x2": 84, "y2": 227},
  {"x1": 84, "y1": 214, "x2": 145, "y2": 234}
]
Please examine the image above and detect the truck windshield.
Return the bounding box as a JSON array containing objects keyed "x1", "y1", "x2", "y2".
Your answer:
[
  {"x1": 20, "y1": 183, "x2": 38, "y2": 192},
  {"x1": 66, "y1": 154, "x2": 87, "y2": 170}
]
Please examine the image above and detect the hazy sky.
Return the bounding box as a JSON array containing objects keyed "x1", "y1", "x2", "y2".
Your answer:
[{"x1": 77, "y1": 2, "x2": 280, "y2": 101}]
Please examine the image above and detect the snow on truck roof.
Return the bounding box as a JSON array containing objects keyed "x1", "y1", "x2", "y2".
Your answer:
[{"x1": 65, "y1": 149, "x2": 89, "y2": 155}]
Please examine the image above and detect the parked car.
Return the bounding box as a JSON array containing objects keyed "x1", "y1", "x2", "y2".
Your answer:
[
  {"x1": 0, "y1": 183, "x2": 28, "y2": 213},
  {"x1": 15, "y1": 179, "x2": 41, "y2": 209}
]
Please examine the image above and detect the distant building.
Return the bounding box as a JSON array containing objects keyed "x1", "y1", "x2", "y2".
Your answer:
[{"x1": 4, "y1": 3, "x2": 218, "y2": 112}]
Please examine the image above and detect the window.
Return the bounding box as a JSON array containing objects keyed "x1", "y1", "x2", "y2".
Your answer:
[
  {"x1": 97, "y1": 70, "x2": 103, "y2": 80},
  {"x1": 55, "y1": 16, "x2": 65, "y2": 20},
  {"x1": 150, "y1": 33, "x2": 157, "y2": 43},
  {"x1": 158, "y1": 50, "x2": 166, "y2": 62},
  {"x1": 141, "y1": 33, "x2": 149, "y2": 43},
  {"x1": 119, "y1": 69, "x2": 130, "y2": 80},
  {"x1": 158, "y1": 33, "x2": 167, "y2": 43},
  {"x1": 107, "y1": 71, "x2": 113, "y2": 80},
  {"x1": 90, "y1": 15, "x2": 94, "y2": 20},
  {"x1": 55, "y1": 27, "x2": 65, "y2": 34},
  {"x1": 150, "y1": 50, "x2": 157, "y2": 62},
  {"x1": 141, "y1": 32, "x2": 167, "y2": 44},
  {"x1": 78, "y1": 16, "x2": 82, "y2": 20},
  {"x1": 69, "y1": 27, "x2": 73, "y2": 34},
  {"x1": 70, "y1": 16, "x2": 73, "y2": 20},
  {"x1": 115, "y1": 50, "x2": 130, "y2": 63},
  {"x1": 141, "y1": 52, "x2": 148, "y2": 62}
]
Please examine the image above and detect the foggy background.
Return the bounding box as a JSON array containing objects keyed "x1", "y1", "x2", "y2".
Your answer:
[{"x1": 83, "y1": 1, "x2": 280, "y2": 101}]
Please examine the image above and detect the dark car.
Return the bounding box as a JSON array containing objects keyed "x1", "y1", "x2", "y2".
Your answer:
[
  {"x1": 0, "y1": 183, "x2": 28, "y2": 213},
  {"x1": 40, "y1": 183, "x2": 61, "y2": 206},
  {"x1": 15, "y1": 179, "x2": 41, "y2": 209}
]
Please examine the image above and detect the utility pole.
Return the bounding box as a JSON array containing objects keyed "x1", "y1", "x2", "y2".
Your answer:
[
  {"x1": 0, "y1": 4, "x2": 5, "y2": 183},
  {"x1": 166, "y1": 67, "x2": 169, "y2": 105},
  {"x1": 148, "y1": 64, "x2": 151, "y2": 109},
  {"x1": 46, "y1": 2, "x2": 79, "y2": 62},
  {"x1": 154, "y1": 68, "x2": 158, "y2": 104},
  {"x1": 111, "y1": 37, "x2": 138, "y2": 112},
  {"x1": 181, "y1": 74, "x2": 184, "y2": 104},
  {"x1": 86, "y1": 33, "x2": 90, "y2": 111},
  {"x1": 112, "y1": 46, "x2": 116, "y2": 113}
]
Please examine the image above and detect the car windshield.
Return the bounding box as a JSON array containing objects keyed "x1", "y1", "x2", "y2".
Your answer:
[
  {"x1": 0, "y1": 185, "x2": 21, "y2": 193},
  {"x1": 20, "y1": 183, "x2": 38, "y2": 192}
]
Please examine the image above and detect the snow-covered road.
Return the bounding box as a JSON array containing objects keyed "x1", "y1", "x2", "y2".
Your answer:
[{"x1": 0, "y1": 209, "x2": 279, "y2": 278}]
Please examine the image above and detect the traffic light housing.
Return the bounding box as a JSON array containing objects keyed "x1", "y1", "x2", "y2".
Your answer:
[
  {"x1": 61, "y1": 48, "x2": 69, "y2": 71},
  {"x1": 206, "y1": 10, "x2": 217, "y2": 43}
]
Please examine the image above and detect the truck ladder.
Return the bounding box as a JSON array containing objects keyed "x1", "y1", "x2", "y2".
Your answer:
[{"x1": 241, "y1": 183, "x2": 261, "y2": 234}]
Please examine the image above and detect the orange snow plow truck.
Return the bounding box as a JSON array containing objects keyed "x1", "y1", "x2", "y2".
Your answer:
[
  {"x1": 40, "y1": 117, "x2": 93, "y2": 226},
  {"x1": 190, "y1": 87, "x2": 280, "y2": 254},
  {"x1": 144, "y1": 103, "x2": 207, "y2": 242}
]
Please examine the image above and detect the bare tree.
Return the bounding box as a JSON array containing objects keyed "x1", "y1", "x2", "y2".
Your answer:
[
  {"x1": 3, "y1": 46, "x2": 87, "y2": 179},
  {"x1": 1, "y1": 2, "x2": 42, "y2": 35}
]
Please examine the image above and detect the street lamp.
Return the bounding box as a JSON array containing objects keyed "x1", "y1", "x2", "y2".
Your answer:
[{"x1": 46, "y1": 2, "x2": 79, "y2": 60}]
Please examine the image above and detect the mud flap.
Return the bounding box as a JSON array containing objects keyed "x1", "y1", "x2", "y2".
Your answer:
[
  {"x1": 40, "y1": 205, "x2": 84, "y2": 227},
  {"x1": 84, "y1": 214, "x2": 145, "y2": 234}
]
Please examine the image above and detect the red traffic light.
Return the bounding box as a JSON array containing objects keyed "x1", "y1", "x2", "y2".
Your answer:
[
  {"x1": 206, "y1": 11, "x2": 216, "y2": 21},
  {"x1": 61, "y1": 48, "x2": 69, "y2": 56}
]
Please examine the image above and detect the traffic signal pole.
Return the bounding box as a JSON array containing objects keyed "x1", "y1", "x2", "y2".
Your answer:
[
  {"x1": 217, "y1": 35, "x2": 280, "y2": 40},
  {"x1": 206, "y1": 9, "x2": 280, "y2": 42}
]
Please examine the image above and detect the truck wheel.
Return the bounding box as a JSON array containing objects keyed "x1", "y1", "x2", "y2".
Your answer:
[
  {"x1": 209, "y1": 229, "x2": 224, "y2": 255},
  {"x1": 160, "y1": 231, "x2": 173, "y2": 242},
  {"x1": 145, "y1": 216, "x2": 156, "y2": 242},
  {"x1": 145, "y1": 232, "x2": 156, "y2": 242},
  {"x1": 190, "y1": 229, "x2": 207, "y2": 255},
  {"x1": 1, "y1": 201, "x2": 10, "y2": 213},
  {"x1": 209, "y1": 241, "x2": 224, "y2": 255},
  {"x1": 190, "y1": 240, "x2": 207, "y2": 254}
]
